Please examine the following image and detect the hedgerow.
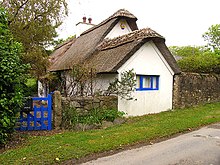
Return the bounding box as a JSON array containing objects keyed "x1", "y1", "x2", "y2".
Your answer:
[
  {"x1": 177, "y1": 52, "x2": 220, "y2": 74},
  {"x1": 0, "y1": 8, "x2": 27, "y2": 145}
]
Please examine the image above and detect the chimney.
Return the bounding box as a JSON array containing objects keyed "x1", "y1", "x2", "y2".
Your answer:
[
  {"x1": 82, "y1": 16, "x2": 86, "y2": 23},
  {"x1": 88, "y1": 17, "x2": 92, "y2": 24},
  {"x1": 76, "y1": 16, "x2": 95, "y2": 38}
]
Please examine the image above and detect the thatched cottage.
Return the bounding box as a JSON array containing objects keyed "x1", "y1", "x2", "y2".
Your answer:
[{"x1": 46, "y1": 9, "x2": 180, "y2": 116}]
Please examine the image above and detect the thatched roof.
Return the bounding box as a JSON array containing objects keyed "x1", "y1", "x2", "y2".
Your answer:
[
  {"x1": 49, "y1": 9, "x2": 180, "y2": 74},
  {"x1": 49, "y1": 9, "x2": 138, "y2": 72},
  {"x1": 97, "y1": 28, "x2": 164, "y2": 50},
  {"x1": 49, "y1": 38, "x2": 76, "y2": 64},
  {"x1": 85, "y1": 28, "x2": 180, "y2": 74}
]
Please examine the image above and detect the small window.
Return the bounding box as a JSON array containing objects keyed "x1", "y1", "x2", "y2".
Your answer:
[{"x1": 136, "y1": 75, "x2": 159, "y2": 91}]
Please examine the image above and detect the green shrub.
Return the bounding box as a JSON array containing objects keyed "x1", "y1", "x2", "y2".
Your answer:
[
  {"x1": 62, "y1": 107, "x2": 125, "y2": 130},
  {"x1": 177, "y1": 53, "x2": 220, "y2": 73},
  {"x1": 169, "y1": 46, "x2": 208, "y2": 57},
  {"x1": 102, "y1": 109, "x2": 125, "y2": 122},
  {"x1": 0, "y1": 8, "x2": 27, "y2": 145},
  {"x1": 23, "y1": 78, "x2": 38, "y2": 96}
]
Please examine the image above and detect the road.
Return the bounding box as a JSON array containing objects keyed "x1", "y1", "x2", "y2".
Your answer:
[{"x1": 81, "y1": 123, "x2": 220, "y2": 165}]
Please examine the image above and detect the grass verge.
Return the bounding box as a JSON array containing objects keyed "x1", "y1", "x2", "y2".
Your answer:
[{"x1": 1, "y1": 102, "x2": 220, "y2": 164}]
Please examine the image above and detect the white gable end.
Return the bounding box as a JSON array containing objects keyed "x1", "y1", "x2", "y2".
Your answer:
[
  {"x1": 117, "y1": 41, "x2": 174, "y2": 116},
  {"x1": 105, "y1": 19, "x2": 132, "y2": 39},
  {"x1": 118, "y1": 41, "x2": 174, "y2": 76}
]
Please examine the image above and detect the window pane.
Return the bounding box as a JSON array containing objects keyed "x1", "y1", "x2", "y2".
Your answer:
[
  {"x1": 143, "y1": 76, "x2": 151, "y2": 88},
  {"x1": 152, "y1": 77, "x2": 157, "y2": 89},
  {"x1": 136, "y1": 76, "x2": 140, "y2": 89}
]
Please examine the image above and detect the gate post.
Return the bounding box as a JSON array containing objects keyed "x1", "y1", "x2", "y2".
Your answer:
[{"x1": 52, "y1": 91, "x2": 62, "y2": 130}]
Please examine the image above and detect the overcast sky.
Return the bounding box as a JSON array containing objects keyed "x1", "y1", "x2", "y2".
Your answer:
[{"x1": 58, "y1": 0, "x2": 220, "y2": 46}]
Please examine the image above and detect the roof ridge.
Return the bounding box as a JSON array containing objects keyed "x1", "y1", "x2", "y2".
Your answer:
[
  {"x1": 54, "y1": 37, "x2": 76, "y2": 50},
  {"x1": 97, "y1": 28, "x2": 164, "y2": 50},
  {"x1": 81, "y1": 9, "x2": 137, "y2": 36}
]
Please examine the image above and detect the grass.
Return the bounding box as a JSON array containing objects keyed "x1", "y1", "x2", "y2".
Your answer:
[{"x1": 1, "y1": 102, "x2": 220, "y2": 164}]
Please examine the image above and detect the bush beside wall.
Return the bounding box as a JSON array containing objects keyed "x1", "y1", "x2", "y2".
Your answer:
[{"x1": 60, "y1": 95, "x2": 120, "y2": 130}]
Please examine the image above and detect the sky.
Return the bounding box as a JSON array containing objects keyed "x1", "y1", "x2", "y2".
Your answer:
[{"x1": 58, "y1": 0, "x2": 220, "y2": 46}]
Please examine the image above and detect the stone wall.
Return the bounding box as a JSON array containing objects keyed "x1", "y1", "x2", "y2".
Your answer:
[
  {"x1": 62, "y1": 95, "x2": 118, "y2": 112},
  {"x1": 173, "y1": 72, "x2": 220, "y2": 108},
  {"x1": 52, "y1": 91, "x2": 62, "y2": 130}
]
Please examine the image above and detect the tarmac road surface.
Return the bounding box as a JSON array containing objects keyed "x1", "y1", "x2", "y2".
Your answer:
[{"x1": 81, "y1": 123, "x2": 220, "y2": 165}]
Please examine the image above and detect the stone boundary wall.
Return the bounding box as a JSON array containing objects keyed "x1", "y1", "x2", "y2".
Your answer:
[
  {"x1": 52, "y1": 91, "x2": 62, "y2": 129},
  {"x1": 62, "y1": 95, "x2": 118, "y2": 112},
  {"x1": 52, "y1": 91, "x2": 118, "y2": 129},
  {"x1": 173, "y1": 72, "x2": 220, "y2": 108}
]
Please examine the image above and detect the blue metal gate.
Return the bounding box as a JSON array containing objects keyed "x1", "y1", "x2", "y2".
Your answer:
[{"x1": 16, "y1": 94, "x2": 52, "y2": 131}]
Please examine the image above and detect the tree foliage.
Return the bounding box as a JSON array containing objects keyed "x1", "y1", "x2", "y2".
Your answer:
[
  {"x1": 1, "y1": 0, "x2": 68, "y2": 78},
  {"x1": 177, "y1": 53, "x2": 220, "y2": 73},
  {"x1": 0, "y1": 8, "x2": 27, "y2": 145},
  {"x1": 169, "y1": 46, "x2": 210, "y2": 57},
  {"x1": 203, "y1": 24, "x2": 220, "y2": 53},
  {"x1": 169, "y1": 46, "x2": 220, "y2": 74}
]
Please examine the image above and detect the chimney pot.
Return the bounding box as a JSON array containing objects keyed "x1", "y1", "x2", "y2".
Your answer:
[
  {"x1": 83, "y1": 16, "x2": 86, "y2": 23},
  {"x1": 88, "y1": 17, "x2": 92, "y2": 24}
]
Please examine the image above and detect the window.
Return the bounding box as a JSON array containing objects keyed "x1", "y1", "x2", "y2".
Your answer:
[{"x1": 136, "y1": 75, "x2": 159, "y2": 91}]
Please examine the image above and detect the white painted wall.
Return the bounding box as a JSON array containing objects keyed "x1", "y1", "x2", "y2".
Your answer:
[
  {"x1": 75, "y1": 22, "x2": 94, "y2": 37},
  {"x1": 105, "y1": 19, "x2": 132, "y2": 39},
  {"x1": 65, "y1": 73, "x2": 74, "y2": 96},
  {"x1": 64, "y1": 72, "x2": 117, "y2": 96},
  {"x1": 93, "y1": 74, "x2": 118, "y2": 93},
  {"x1": 38, "y1": 80, "x2": 48, "y2": 97},
  {"x1": 117, "y1": 41, "x2": 174, "y2": 116}
]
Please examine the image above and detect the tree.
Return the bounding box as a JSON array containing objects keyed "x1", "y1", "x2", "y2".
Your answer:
[
  {"x1": 106, "y1": 69, "x2": 136, "y2": 100},
  {"x1": 168, "y1": 25, "x2": 220, "y2": 74},
  {"x1": 169, "y1": 45, "x2": 220, "y2": 73},
  {"x1": 1, "y1": 0, "x2": 68, "y2": 78},
  {"x1": 203, "y1": 24, "x2": 220, "y2": 53},
  {"x1": 0, "y1": 7, "x2": 27, "y2": 145},
  {"x1": 169, "y1": 46, "x2": 210, "y2": 57}
]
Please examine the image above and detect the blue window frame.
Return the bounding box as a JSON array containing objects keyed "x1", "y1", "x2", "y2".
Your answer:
[{"x1": 136, "y1": 75, "x2": 159, "y2": 91}]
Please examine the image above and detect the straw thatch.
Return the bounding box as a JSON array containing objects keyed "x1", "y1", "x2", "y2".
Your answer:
[
  {"x1": 49, "y1": 9, "x2": 138, "y2": 72},
  {"x1": 49, "y1": 38, "x2": 75, "y2": 64},
  {"x1": 97, "y1": 28, "x2": 164, "y2": 50},
  {"x1": 85, "y1": 28, "x2": 180, "y2": 73},
  {"x1": 49, "y1": 9, "x2": 180, "y2": 74}
]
